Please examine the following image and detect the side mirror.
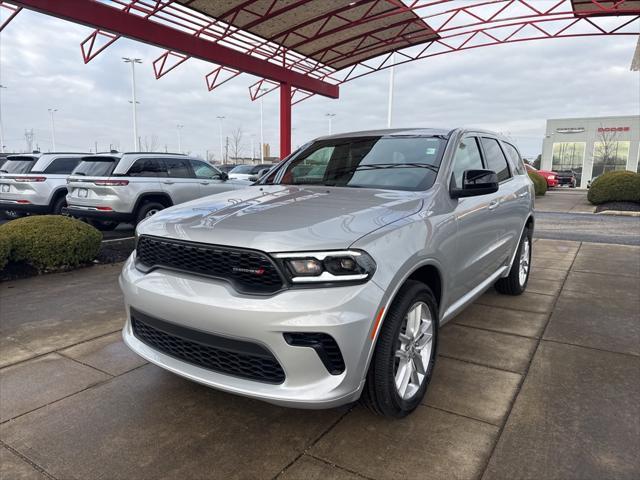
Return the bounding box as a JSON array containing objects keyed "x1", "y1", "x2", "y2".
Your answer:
[
  {"x1": 218, "y1": 171, "x2": 229, "y2": 181},
  {"x1": 450, "y1": 169, "x2": 499, "y2": 199}
]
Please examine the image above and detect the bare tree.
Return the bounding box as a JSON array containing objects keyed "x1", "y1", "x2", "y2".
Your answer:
[
  {"x1": 142, "y1": 134, "x2": 160, "y2": 152},
  {"x1": 593, "y1": 126, "x2": 620, "y2": 170},
  {"x1": 230, "y1": 127, "x2": 245, "y2": 161}
]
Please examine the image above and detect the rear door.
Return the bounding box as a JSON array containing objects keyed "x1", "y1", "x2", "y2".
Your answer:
[
  {"x1": 190, "y1": 160, "x2": 243, "y2": 198},
  {"x1": 161, "y1": 157, "x2": 200, "y2": 204}
]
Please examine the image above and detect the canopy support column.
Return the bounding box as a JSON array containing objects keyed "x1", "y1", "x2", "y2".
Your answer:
[{"x1": 280, "y1": 82, "x2": 291, "y2": 159}]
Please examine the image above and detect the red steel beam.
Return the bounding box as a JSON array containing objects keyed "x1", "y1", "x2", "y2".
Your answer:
[
  {"x1": 280, "y1": 83, "x2": 292, "y2": 159},
  {"x1": 12, "y1": 0, "x2": 339, "y2": 98}
]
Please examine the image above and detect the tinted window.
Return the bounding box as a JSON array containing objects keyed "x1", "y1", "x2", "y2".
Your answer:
[
  {"x1": 73, "y1": 156, "x2": 118, "y2": 176},
  {"x1": 451, "y1": 137, "x2": 484, "y2": 188},
  {"x1": 229, "y1": 164, "x2": 252, "y2": 174},
  {"x1": 41, "y1": 157, "x2": 81, "y2": 174},
  {"x1": 481, "y1": 138, "x2": 510, "y2": 182},
  {"x1": 165, "y1": 158, "x2": 192, "y2": 178},
  {"x1": 127, "y1": 158, "x2": 167, "y2": 177},
  {"x1": 266, "y1": 136, "x2": 446, "y2": 191},
  {"x1": 0, "y1": 157, "x2": 37, "y2": 174},
  {"x1": 502, "y1": 143, "x2": 526, "y2": 175},
  {"x1": 191, "y1": 160, "x2": 220, "y2": 179}
]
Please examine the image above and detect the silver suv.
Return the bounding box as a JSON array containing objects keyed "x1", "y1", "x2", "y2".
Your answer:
[
  {"x1": 0, "y1": 153, "x2": 88, "y2": 218},
  {"x1": 120, "y1": 128, "x2": 535, "y2": 417},
  {"x1": 66, "y1": 152, "x2": 251, "y2": 229}
]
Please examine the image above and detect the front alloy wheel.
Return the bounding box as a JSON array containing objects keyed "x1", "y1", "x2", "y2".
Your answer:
[{"x1": 361, "y1": 280, "x2": 438, "y2": 417}]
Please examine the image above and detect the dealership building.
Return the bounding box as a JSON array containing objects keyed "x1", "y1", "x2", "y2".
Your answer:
[{"x1": 540, "y1": 115, "x2": 640, "y2": 188}]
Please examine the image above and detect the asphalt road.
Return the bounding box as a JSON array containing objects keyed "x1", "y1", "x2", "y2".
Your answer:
[{"x1": 535, "y1": 211, "x2": 640, "y2": 245}]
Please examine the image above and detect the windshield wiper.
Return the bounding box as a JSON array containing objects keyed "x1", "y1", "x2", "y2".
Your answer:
[
  {"x1": 73, "y1": 172, "x2": 86, "y2": 176},
  {"x1": 0, "y1": 170, "x2": 7, "y2": 173},
  {"x1": 330, "y1": 162, "x2": 439, "y2": 176}
]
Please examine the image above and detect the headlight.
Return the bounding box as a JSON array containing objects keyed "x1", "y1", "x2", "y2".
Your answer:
[
  {"x1": 273, "y1": 250, "x2": 376, "y2": 284},
  {"x1": 549, "y1": 175, "x2": 556, "y2": 180}
]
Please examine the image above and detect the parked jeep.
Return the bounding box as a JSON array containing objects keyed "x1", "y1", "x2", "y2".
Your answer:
[
  {"x1": 0, "y1": 152, "x2": 88, "y2": 219},
  {"x1": 66, "y1": 152, "x2": 251, "y2": 230}
]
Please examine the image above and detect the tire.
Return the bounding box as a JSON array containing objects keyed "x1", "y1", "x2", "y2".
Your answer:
[
  {"x1": 361, "y1": 280, "x2": 438, "y2": 418},
  {"x1": 52, "y1": 196, "x2": 66, "y2": 215},
  {"x1": 495, "y1": 227, "x2": 531, "y2": 295},
  {"x1": 87, "y1": 219, "x2": 119, "y2": 231},
  {"x1": 1, "y1": 210, "x2": 23, "y2": 220},
  {"x1": 135, "y1": 201, "x2": 165, "y2": 224}
]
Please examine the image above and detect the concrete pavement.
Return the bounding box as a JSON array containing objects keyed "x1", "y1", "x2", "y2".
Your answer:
[{"x1": 1, "y1": 239, "x2": 639, "y2": 479}]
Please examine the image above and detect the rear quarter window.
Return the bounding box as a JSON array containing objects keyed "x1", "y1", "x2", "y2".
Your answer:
[
  {"x1": 127, "y1": 158, "x2": 168, "y2": 177},
  {"x1": 502, "y1": 142, "x2": 526, "y2": 176}
]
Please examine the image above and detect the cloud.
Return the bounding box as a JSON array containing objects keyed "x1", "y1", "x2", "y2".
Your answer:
[{"x1": 0, "y1": 9, "x2": 638, "y2": 159}]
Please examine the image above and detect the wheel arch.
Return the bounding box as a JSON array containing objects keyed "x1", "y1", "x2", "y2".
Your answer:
[{"x1": 133, "y1": 192, "x2": 173, "y2": 214}]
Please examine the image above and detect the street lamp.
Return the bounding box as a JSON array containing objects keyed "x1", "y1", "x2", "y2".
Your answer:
[
  {"x1": 0, "y1": 84, "x2": 7, "y2": 153},
  {"x1": 176, "y1": 124, "x2": 184, "y2": 153},
  {"x1": 123, "y1": 57, "x2": 142, "y2": 151},
  {"x1": 216, "y1": 116, "x2": 225, "y2": 163},
  {"x1": 326, "y1": 113, "x2": 336, "y2": 134},
  {"x1": 48, "y1": 108, "x2": 58, "y2": 151},
  {"x1": 387, "y1": 52, "x2": 396, "y2": 128}
]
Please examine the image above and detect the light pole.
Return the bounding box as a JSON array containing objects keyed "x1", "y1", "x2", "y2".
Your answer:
[
  {"x1": 176, "y1": 124, "x2": 184, "y2": 153},
  {"x1": 387, "y1": 52, "x2": 395, "y2": 128},
  {"x1": 0, "y1": 84, "x2": 6, "y2": 153},
  {"x1": 326, "y1": 113, "x2": 336, "y2": 134},
  {"x1": 259, "y1": 87, "x2": 268, "y2": 163},
  {"x1": 123, "y1": 57, "x2": 142, "y2": 151},
  {"x1": 216, "y1": 116, "x2": 225, "y2": 163},
  {"x1": 250, "y1": 134, "x2": 255, "y2": 162},
  {"x1": 48, "y1": 108, "x2": 58, "y2": 151}
]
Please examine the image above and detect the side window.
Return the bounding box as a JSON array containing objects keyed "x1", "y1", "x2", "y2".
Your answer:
[
  {"x1": 481, "y1": 138, "x2": 511, "y2": 182},
  {"x1": 164, "y1": 158, "x2": 192, "y2": 178},
  {"x1": 191, "y1": 160, "x2": 219, "y2": 179},
  {"x1": 43, "y1": 157, "x2": 81, "y2": 174},
  {"x1": 502, "y1": 142, "x2": 526, "y2": 175},
  {"x1": 289, "y1": 146, "x2": 334, "y2": 183},
  {"x1": 127, "y1": 158, "x2": 167, "y2": 177},
  {"x1": 451, "y1": 137, "x2": 484, "y2": 188}
]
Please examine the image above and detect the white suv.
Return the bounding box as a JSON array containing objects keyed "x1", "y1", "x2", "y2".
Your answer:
[
  {"x1": 66, "y1": 152, "x2": 251, "y2": 229},
  {"x1": 0, "y1": 152, "x2": 88, "y2": 218}
]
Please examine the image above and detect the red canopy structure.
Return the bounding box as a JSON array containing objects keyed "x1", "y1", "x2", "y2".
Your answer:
[{"x1": 2, "y1": 0, "x2": 639, "y2": 157}]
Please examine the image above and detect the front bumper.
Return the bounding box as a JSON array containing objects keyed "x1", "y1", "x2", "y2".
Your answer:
[{"x1": 119, "y1": 254, "x2": 385, "y2": 408}]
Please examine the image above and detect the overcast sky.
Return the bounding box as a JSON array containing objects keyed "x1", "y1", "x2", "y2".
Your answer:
[{"x1": 0, "y1": 8, "x2": 638, "y2": 160}]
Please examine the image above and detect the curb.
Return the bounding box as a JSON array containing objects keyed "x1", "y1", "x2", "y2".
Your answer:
[{"x1": 596, "y1": 210, "x2": 640, "y2": 217}]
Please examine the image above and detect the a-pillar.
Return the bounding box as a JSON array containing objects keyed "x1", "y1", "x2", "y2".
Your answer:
[{"x1": 280, "y1": 82, "x2": 291, "y2": 159}]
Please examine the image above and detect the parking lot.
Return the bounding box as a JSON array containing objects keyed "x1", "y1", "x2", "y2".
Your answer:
[{"x1": 1, "y1": 236, "x2": 638, "y2": 480}]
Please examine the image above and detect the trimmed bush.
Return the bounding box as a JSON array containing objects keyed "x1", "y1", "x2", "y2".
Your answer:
[
  {"x1": 0, "y1": 216, "x2": 102, "y2": 271},
  {"x1": 587, "y1": 170, "x2": 640, "y2": 205},
  {"x1": 528, "y1": 171, "x2": 547, "y2": 196},
  {"x1": 0, "y1": 234, "x2": 10, "y2": 270}
]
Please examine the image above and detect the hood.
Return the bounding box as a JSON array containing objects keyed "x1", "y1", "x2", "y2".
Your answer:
[{"x1": 138, "y1": 185, "x2": 423, "y2": 252}]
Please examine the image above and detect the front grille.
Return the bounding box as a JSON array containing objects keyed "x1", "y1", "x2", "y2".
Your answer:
[
  {"x1": 283, "y1": 332, "x2": 345, "y2": 375},
  {"x1": 131, "y1": 309, "x2": 285, "y2": 384},
  {"x1": 136, "y1": 235, "x2": 285, "y2": 294}
]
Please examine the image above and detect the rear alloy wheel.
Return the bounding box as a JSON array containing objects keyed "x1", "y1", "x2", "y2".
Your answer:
[
  {"x1": 135, "y1": 201, "x2": 165, "y2": 225},
  {"x1": 495, "y1": 227, "x2": 531, "y2": 295},
  {"x1": 52, "y1": 196, "x2": 67, "y2": 215},
  {"x1": 361, "y1": 280, "x2": 438, "y2": 418}
]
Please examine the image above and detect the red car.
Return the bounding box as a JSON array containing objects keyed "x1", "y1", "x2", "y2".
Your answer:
[{"x1": 526, "y1": 164, "x2": 558, "y2": 188}]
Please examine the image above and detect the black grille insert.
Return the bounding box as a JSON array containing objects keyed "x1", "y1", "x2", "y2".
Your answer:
[
  {"x1": 283, "y1": 332, "x2": 345, "y2": 375},
  {"x1": 131, "y1": 309, "x2": 285, "y2": 384},
  {"x1": 136, "y1": 235, "x2": 285, "y2": 294}
]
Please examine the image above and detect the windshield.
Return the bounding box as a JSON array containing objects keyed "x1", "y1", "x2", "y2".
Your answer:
[
  {"x1": 0, "y1": 156, "x2": 37, "y2": 174},
  {"x1": 262, "y1": 136, "x2": 446, "y2": 191},
  {"x1": 229, "y1": 164, "x2": 252, "y2": 174},
  {"x1": 72, "y1": 156, "x2": 118, "y2": 176}
]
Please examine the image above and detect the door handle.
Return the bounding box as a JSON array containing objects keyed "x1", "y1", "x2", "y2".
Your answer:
[
  {"x1": 200, "y1": 181, "x2": 210, "y2": 185},
  {"x1": 163, "y1": 181, "x2": 174, "y2": 185},
  {"x1": 488, "y1": 199, "x2": 500, "y2": 210}
]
